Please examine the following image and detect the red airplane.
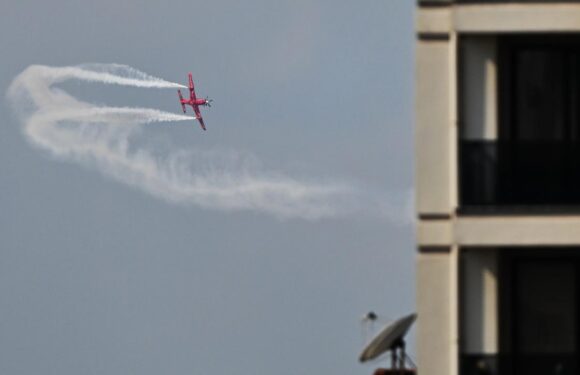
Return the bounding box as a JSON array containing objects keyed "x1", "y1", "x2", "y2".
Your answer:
[{"x1": 177, "y1": 73, "x2": 212, "y2": 130}]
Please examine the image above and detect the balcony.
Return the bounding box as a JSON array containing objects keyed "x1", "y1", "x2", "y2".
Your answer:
[
  {"x1": 459, "y1": 141, "x2": 580, "y2": 213},
  {"x1": 461, "y1": 354, "x2": 578, "y2": 375},
  {"x1": 418, "y1": 0, "x2": 579, "y2": 3},
  {"x1": 418, "y1": 0, "x2": 580, "y2": 4},
  {"x1": 457, "y1": 0, "x2": 579, "y2": 2}
]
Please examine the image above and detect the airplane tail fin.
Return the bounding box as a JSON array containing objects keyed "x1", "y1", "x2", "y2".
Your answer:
[{"x1": 177, "y1": 90, "x2": 186, "y2": 113}]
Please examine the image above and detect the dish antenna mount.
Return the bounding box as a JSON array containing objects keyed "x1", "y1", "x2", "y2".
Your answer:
[{"x1": 359, "y1": 313, "x2": 417, "y2": 374}]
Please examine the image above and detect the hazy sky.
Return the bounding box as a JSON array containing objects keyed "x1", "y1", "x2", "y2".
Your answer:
[{"x1": 0, "y1": 1, "x2": 415, "y2": 375}]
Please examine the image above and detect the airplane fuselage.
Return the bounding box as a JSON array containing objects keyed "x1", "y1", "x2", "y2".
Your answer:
[{"x1": 181, "y1": 98, "x2": 209, "y2": 107}]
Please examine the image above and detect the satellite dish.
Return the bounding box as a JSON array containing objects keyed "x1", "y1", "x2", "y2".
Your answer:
[{"x1": 359, "y1": 313, "x2": 416, "y2": 363}]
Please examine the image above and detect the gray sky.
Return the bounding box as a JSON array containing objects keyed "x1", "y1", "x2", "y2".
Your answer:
[{"x1": 0, "y1": 1, "x2": 415, "y2": 375}]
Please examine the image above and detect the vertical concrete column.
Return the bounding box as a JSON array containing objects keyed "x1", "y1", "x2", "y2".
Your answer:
[
  {"x1": 415, "y1": 36, "x2": 454, "y2": 216},
  {"x1": 448, "y1": 32, "x2": 459, "y2": 213},
  {"x1": 416, "y1": 4, "x2": 457, "y2": 375},
  {"x1": 449, "y1": 244, "x2": 460, "y2": 375},
  {"x1": 460, "y1": 36, "x2": 498, "y2": 141},
  {"x1": 417, "y1": 247, "x2": 454, "y2": 375},
  {"x1": 460, "y1": 249, "x2": 499, "y2": 354}
]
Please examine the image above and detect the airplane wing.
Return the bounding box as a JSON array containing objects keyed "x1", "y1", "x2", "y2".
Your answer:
[
  {"x1": 188, "y1": 73, "x2": 197, "y2": 100},
  {"x1": 177, "y1": 90, "x2": 186, "y2": 113},
  {"x1": 193, "y1": 104, "x2": 206, "y2": 131},
  {"x1": 197, "y1": 116, "x2": 207, "y2": 131}
]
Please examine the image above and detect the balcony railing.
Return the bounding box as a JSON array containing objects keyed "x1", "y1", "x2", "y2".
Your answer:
[
  {"x1": 459, "y1": 140, "x2": 580, "y2": 213},
  {"x1": 461, "y1": 354, "x2": 577, "y2": 375},
  {"x1": 457, "y1": 0, "x2": 577, "y2": 2},
  {"x1": 419, "y1": 0, "x2": 579, "y2": 4}
]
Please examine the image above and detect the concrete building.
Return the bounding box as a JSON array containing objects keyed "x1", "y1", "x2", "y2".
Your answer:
[{"x1": 415, "y1": 1, "x2": 580, "y2": 374}]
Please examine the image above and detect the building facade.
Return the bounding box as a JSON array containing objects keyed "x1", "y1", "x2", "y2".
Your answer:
[{"x1": 415, "y1": 1, "x2": 580, "y2": 375}]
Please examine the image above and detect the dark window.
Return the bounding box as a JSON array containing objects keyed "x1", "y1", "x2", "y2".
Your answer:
[
  {"x1": 513, "y1": 50, "x2": 567, "y2": 141},
  {"x1": 516, "y1": 262, "x2": 576, "y2": 355},
  {"x1": 460, "y1": 35, "x2": 580, "y2": 211},
  {"x1": 461, "y1": 250, "x2": 580, "y2": 375},
  {"x1": 494, "y1": 250, "x2": 580, "y2": 375},
  {"x1": 503, "y1": 39, "x2": 580, "y2": 142}
]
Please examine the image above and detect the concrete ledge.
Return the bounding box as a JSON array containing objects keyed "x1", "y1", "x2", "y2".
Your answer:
[
  {"x1": 418, "y1": 219, "x2": 453, "y2": 246},
  {"x1": 455, "y1": 216, "x2": 580, "y2": 246},
  {"x1": 454, "y1": 4, "x2": 580, "y2": 33},
  {"x1": 417, "y1": 7, "x2": 452, "y2": 35}
]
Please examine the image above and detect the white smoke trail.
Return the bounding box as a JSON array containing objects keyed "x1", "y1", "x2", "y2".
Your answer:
[
  {"x1": 6, "y1": 63, "x2": 373, "y2": 220},
  {"x1": 27, "y1": 63, "x2": 187, "y2": 89}
]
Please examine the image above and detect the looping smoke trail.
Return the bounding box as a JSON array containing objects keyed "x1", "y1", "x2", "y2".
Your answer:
[{"x1": 6, "y1": 63, "x2": 368, "y2": 220}]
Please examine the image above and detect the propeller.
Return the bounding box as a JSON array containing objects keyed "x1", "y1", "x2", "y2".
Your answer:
[{"x1": 205, "y1": 97, "x2": 213, "y2": 108}]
